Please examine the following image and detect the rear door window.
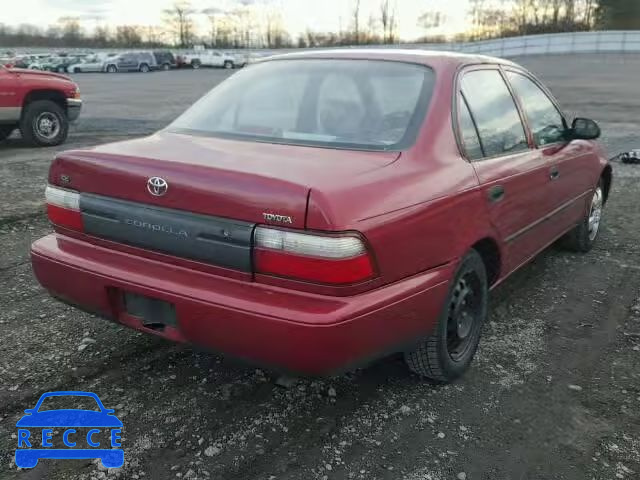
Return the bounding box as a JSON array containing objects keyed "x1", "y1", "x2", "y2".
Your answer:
[
  {"x1": 505, "y1": 71, "x2": 566, "y2": 146},
  {"x1": 460, "y1": 69, "x2": 529, "y2": 158}
]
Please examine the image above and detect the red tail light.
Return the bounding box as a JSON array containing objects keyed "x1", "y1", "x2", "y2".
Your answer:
[
  {"x1": 253, "y1": 227, "x2": 375, "y2": 285},
  {"x1": 45, "y1": 185, "x2": 83, "y2": 231}
]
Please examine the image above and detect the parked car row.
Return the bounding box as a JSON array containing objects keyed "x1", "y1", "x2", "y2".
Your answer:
[{"x1": 1, "y1": 49, "x2": 265, "y2": 73}]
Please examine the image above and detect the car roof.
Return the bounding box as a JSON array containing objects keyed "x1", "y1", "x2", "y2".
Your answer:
[{"x1": 263, "y1": 48, "x2": 519, "y2": 69}]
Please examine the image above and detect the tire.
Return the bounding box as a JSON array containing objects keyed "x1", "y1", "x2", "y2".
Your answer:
[
  {"x1": 404, "y1": 249, "x2": 488, "y2": 383},
  {"x1": 106, "y1": 64, "x2": 117, "y2": 73},
  {"x1": 191, "y1": 60, "x2": 201, "y2": 69},
  {"x1": 561, "y1": 180, "x2": 604, "y2": 253},
  {"x1": 19, "y1": 100, "x2": 69, "y2": 147},
  {"x1": 139, "y1": 63, "x2": 150, "y2": 73},
  {"x1": 162, "y1": 63, "x2": 170, "y2": 71},
  {"x1": 74, "y1": 67, "x2": 82, "y2": 73},
  {"x1": 0, "y1": 125, "x2": 15, "y2": 141},
  {"x1": 224, "y1": 60, "x2": 234, "y2": 69}
]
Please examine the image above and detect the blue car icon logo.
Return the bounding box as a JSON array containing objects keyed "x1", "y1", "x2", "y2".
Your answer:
[{"x1": 15, "y1": 391, "x2": 123, "y2": 469}]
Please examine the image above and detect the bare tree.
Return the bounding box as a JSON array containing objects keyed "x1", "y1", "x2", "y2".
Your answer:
[
  {"x1": 203, "y1": 7, "x2": 224, "y2": 47},
  {"x1": 264, "y1": 6, "x2": 287, "y2": 48},
  {"x1": 563, "y1": 0, "x2": 576, "y2": 24},
  {"x1": 93, "y1": 25, "x2": 110, "y2": 46},
  {"x1": 582, "y1": 0, "x2": 598, "y2": 26},
  {"x1": 212, "y1": 13, "x2": 236, "y2": 47},
  {"x1": 163, "y1": 1, "x2": 195, "y2": 47},
  {"x1": 550, "y1": 0, "x2": 563, "y2": 25},
  {"x1": 352, "y1": 0, "x2": 361, "y2": 44},
  {"x1": 145, "y1": 26, "x2": 164, "y2": 46},
  {"x1": 115, "y1": 25, "x2": 143, "y2": 47},
  {"x1": 232, "y1": 7, "x2": 255, "y2": 47},
  {"x1": 58, "y1": 17, "x2": 83, "y2": 46},
  {"x1": 512, "y1": 0, "x2": 529, "y2": 32},
  {"x1": 380, "y1": 0, "x2": 391, "y2": 42},
  {"x1": 388, "y1": 1, "x2": 398, "y2": 42},
  {"x1": 379, "y1": 0, "x2": 399, "y2": 43}
]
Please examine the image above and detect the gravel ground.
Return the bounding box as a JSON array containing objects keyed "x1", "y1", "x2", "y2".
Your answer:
[{"x1": 0, "y1": 55, "x2": 639, "y2": 480}]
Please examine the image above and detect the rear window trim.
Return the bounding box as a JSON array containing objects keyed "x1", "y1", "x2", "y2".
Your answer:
[{"x1": 167, "y1": 58, "x2": 436, "y2": 153}]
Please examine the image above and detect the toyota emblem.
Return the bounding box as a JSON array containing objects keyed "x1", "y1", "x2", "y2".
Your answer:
[{"x1": 147, "y1": 177, "x2": 168, "y2": 196}]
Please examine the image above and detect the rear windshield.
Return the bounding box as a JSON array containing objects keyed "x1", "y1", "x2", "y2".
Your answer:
[{"x1": 168, "y1": 59, "x2": 435, "y2": 151}]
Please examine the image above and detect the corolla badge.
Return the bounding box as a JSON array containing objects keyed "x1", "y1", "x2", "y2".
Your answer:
[
  {"x1": 147, "y1": 177, "x2": 168, "y2": 196},
  {"x1": 15, "y1": 391, "x2": 124, "y2": 469}
]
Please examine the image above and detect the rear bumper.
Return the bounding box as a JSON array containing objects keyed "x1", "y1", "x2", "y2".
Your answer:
[
  {"x1": 31, "y1": 234, "x2": 453, "y2": 375},
  {"x1": 66, "y1": 98, "x2": 82, "y2": 122}
]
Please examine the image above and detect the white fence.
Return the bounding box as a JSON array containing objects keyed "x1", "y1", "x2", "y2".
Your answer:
[
  {"x1": 250, "y1": 30, "x2": 640, "y2": 58},
  {"x1": 407, "y1": 30, "x2": 640, "y2": 57}
]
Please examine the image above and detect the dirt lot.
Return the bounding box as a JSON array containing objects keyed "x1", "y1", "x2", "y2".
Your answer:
[{"x1": 1, "y1": 55, "x2": 639, "y2": 480}]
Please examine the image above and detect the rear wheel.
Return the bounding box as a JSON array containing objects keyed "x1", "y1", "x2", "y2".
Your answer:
[
  {"x1": 224, "y1": 60, "x2": 234, "y2": 69},
  {"x1": 191, "y1": 60, "x2": 201, "y2": 69},
  {"x1": 162, "y1": 63, "x2": 170, "y2": 71},
  {"x1": 106, "y1": 64, "x2": 117, "y2": 73},
  {"x1": 404, "y1": 249, "x2": 488, "y2": 383},
  {"x1": 0, "y1": 125, "x2": 15, "y2": 141},
  {"x1": 139, "y1": 63, "x2": 150, "y2": 73},
  {"x1": 561, "y1": 181, "x2": 604, "y2": 252},
  {"x1": 20, "y1": 100, "x2": 68, "y2": 147}
]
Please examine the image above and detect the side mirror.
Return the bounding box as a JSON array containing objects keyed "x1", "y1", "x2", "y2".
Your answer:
[{"x1": 570, "y1": 117, "x2": 600, "y2": 140}]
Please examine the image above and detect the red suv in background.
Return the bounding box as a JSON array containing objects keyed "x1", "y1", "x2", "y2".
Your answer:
[
  {"x1": 31, "y1": 50, "x2": 610, "y2": 382},
  {"x1": 0, "y1": 65, "x2": 81, "y2": 146}
]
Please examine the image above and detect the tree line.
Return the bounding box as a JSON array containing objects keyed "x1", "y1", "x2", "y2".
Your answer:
[
  {"x1": 0, "y1": 0, "x2": 638, "y2": 50},
  {"x1": 466, "y1": 0, "x2": 639, "y2": 40}
]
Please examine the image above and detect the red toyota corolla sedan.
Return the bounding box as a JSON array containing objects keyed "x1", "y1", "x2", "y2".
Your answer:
[{"x1": 31, "y1": 50, "x2": 611, "y2": 382}]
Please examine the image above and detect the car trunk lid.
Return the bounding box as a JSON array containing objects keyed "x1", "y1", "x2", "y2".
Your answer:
[{"x1": 49, "y1": 132, "x2": 399, "y2": 273}]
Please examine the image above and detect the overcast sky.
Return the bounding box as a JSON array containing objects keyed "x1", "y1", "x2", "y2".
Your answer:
[{"x1": 2, "y1": 0, "x2": 472, "y2": 39}]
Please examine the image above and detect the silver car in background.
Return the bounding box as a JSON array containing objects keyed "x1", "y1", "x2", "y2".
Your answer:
[{"x1": 69, "y1": 54, "x2": 115, "y2": 73}]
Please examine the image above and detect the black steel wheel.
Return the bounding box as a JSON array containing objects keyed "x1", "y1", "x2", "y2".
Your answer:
[{"x1": 404, "y1": 249, "x2": 488, "y2": 383}]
